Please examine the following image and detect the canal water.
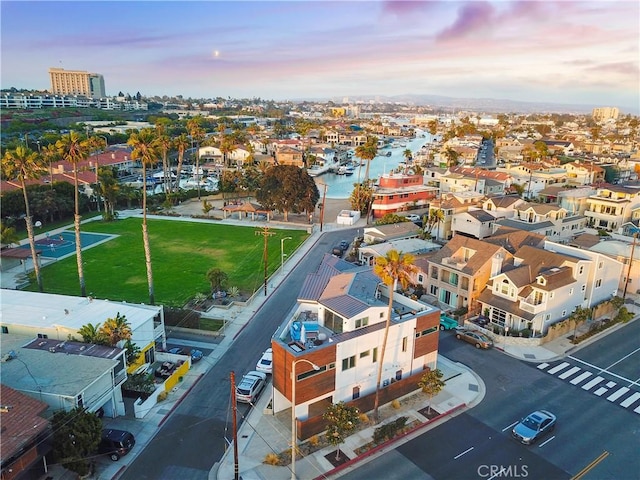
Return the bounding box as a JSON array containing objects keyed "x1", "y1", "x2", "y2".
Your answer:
[{"x1": 315, "y1": 131, "x2": 435, "y2": 199}]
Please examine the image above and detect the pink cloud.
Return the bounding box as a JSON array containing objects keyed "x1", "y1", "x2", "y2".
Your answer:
[{"x1": 436, "y1": 2, "x2": 496, "y2": 42}]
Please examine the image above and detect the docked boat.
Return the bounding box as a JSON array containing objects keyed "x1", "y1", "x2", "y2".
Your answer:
[
  {"x1": 344, "y1": 166, "x2": 354, "y2": 176},
  {"x1": 307, "y1": 163, "x2": 333, "y2": 177},
  {"x1": 337, "y1": 166, "x2": 347, "y2": 175}
]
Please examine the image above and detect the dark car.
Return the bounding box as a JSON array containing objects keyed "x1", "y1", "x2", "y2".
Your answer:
[
  {"x1": 332, "y1": 246, "x2": 344, "y2": 257},
  {"x1": 98, "y1": 429, "x2": 135, "y2": 461},
  {"x1": 455, "y1": 328, "x2": 493, "y2": 349},
  {"x1": 512, "y1": 410, "x2": 556, "y2": 445},
  {"x1": 168, "y1": 347, "x2": 184, "y2": 355},
  {"x1": 190, "y1": 349, "x2": 203, "y2": 362},
  {"x1": 339, "y1": 240, "x2": 350, "y2": 251}
]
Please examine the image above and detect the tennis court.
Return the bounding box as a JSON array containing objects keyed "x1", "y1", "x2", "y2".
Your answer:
[{"x1": 22, "y1": 231, "x2": 116, "y2": 259}]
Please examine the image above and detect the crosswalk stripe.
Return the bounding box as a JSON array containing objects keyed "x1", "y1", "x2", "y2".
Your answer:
[
  {"x1": 634, "y1": 404, "x2": 640, "y2": 414},
  {"x1": 548, "y1": 362, "x2": 570, "y2": 374},
  {"x1": 570, "y1": 371, "x2": 592, "y2": 385},
  {"x1": 620, "y1": 392, "x2": 640, "y2": 408},
  {"x1": 607, "y1": 387, "x2": 629, "y2": 402},
  {"x1": 559, "y1": 366, "x2": 581, "y2": 379},
  {"x1": 537, "y1": 362, "x2": 550, "y2": 370},
  {"x1": 594, "y1": 387, "x2": 609, "y2": 396},
  {"x1": 582, "y1": 376, "x2": 605, "y2": 390}
]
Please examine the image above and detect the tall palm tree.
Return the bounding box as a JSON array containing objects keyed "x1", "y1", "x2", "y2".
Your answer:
[
  {"x1": 186, "y1": 118, "x2": 205, "y2": 200},
  {"x1": 128, "y1": 128, "x2": 160, "y2": 305},
  {"x1": 355, "y1": 136, "x2": 379, "y2": 182},
  {"x1": 173, "y1": 134, "x2": 190, "y2": 193},
  {"x1": 99, "y1": 313, "x2": 132, "y2": 346},
  {"x1": 155, "y1": 126, "x2": 172, "y2": 198},
  {"x1": 372, "y1": 249, "x2": 417, "y2": 421},
  {"x1": 1, "y1": 146, "x2": 46, "y2": 291},
  {"x1": 56, "y1": 132, "x2": 91, "y2": 296},
  {"x1": 41, "y1": 143, "x2": 61, "y2": 190}
]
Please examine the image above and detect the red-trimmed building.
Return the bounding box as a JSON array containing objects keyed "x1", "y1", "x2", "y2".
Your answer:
[{"x1": 371, "y1": 172, "x2": 438, "y2": 219}]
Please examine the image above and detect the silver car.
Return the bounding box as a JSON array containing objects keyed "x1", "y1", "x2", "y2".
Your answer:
[
  {"x1": 512, "y1": 410, "x2": 556, "y2": 445},
  {"x1": 236, "y1": 371, "x2": 267, "y2": 404}
]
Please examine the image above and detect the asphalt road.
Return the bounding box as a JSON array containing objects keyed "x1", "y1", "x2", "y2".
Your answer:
[
  {"x1": 339, "y1": 327, "x2": 640, "y2": 480},
  {"x1": 121, "y1": 228, "x2": 357, "y2": 480}
]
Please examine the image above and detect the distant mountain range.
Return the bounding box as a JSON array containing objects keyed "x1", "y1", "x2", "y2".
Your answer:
[{"x1": 316, "y1": 93, "x2": 635, "y2": 115}]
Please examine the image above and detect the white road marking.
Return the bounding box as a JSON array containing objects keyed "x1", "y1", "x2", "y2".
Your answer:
[
  {"x1": 594, "y1": 387, "x2": 609, "y2": 396},
  {"x1": 570, "y1": 371, "x2": 592, "y2": 385},
  {"x1": 453, "y1": 446, "x2": 474, "y2": 459},
  {"x1": 537, "y1": 362, "x2": 550, "y2": 370},
  {"x1": 603, "y1": 346, "x2": 640, "y2": 371},
  {"x1": 634, "y1": 404, "x2": 640, "y2": 414},
  {"x1": 502, "y1": 421, "x2": 518, "y2": 432},
  {"x1": 607, "y1": 387, "x2": 629, "y2": 402},
  {"x1": 559, "y1": 366, "x2": 581, "y2": 379},
  {"x1": 582, "y1": 376, "x2": 605, "y2": 390},
  {"x1": 538, "y1": 435, "x2": 555, "y2": 447},
  {"x1": 548, "y1": 362, "x2": 570, "y2": 374},
  {"x1": 620, "y1": 392, "x2": 640, "y2": 408},
  {"x1": 569, "y1": 356, "x2": 640, "y2": 387}
]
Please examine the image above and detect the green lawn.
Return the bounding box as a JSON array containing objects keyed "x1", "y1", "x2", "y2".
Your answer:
[{"x1": 27, "y1": 218, "x2": 309, "y2": 307}]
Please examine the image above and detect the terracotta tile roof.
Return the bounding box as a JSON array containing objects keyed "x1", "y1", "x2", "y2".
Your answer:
[
  {"x1": 485, "y1": 227, "x2": 546, "y2": 253},
  {"x1": 569, "y1": 233, "x2": 602, "y2": 249},
  {"x1": 0, "y1": 384, "x2": 50, "y2": 460},
  {"x1": 428, "y1": 235, "x2": 506, "y2": 275}
]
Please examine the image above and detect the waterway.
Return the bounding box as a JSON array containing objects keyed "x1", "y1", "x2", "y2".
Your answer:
[{"x1": 315, "y1": 130, "x2": 435, "y2": 199}]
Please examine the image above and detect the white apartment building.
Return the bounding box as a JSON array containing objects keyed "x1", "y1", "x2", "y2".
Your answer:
[
  {"x1": 49, "y1": 67, "x2": 105, "y2": 98},
  {"x1": 585, "y1": 185, "x2": 640, "y2": 232}
]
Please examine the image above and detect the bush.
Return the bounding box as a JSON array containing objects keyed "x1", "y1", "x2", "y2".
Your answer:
[
  {"x1": 157, "y1": 391, "x2": 168, "y2": 402},
  {"x1": 391, "y1": 399, "x2": 401, "y2": 409},
  {"x1": 264, "y1": 453, "x2": 280, "y2": 465},
  {"x1": 308, "y1": 435, "x2": 319, "y2": 447},
  {"x1": 373, "y1": 416, "x2": 408, "y2": 444}
]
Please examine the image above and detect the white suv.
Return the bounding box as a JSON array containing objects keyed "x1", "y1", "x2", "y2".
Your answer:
[{"x1": 236, "y1": 371, "x2": 267, "y2": 403}]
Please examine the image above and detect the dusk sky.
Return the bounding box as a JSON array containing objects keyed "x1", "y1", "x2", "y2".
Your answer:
[{"x1": 1, "y1": 1, "x2": 638, "y2": 112}]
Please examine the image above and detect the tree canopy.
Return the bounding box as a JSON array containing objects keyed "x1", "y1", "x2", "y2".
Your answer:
[
  {"x1": 256, "y1": 165, "x2": 319, "y2": 221},
  {"x1": 51, "y1": 407, "x2": 102, "y2": 476}
]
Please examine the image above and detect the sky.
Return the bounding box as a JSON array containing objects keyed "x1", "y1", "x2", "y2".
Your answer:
[{"x1": 1, "y1": 1, "x2": 638, "y2": 112}]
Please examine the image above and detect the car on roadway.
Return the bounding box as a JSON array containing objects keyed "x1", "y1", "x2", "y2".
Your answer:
[
  {"x1": 405, "y1": 214, "x2": 421, "y2": 223},
  {"x1": 512, "y1": 410, "x2": 557, "y2": 445},
  {"x1": 256, "y1": 348, "x2": 273, "y2": 374},
  {"x1": 339, "y1": 240, "x2": 350, "y2": 251},
  {"x1": 455, "y1": 328, "x2": 493, "y2": 349},
  {"x1": 236, "y1": 371, "x2": 267, "y2": 403}
]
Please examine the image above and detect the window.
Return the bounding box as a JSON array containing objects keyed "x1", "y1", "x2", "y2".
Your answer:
[
  {"x1": 372, "y1": 347, "x2": 378, "y2": 363},
  {"x1": 402, "y1": 337, "x2": 408, "y2": 352},
  {"x1": 598, "y1": 261, "x2": 603, "y2": 269},
  {"x1": 298, "y1": 364, "x2": 329, "y2": 380},
  {"x1": 341, "y1": 356, "x2": 356, "y2": 371},
  {"x1": 578, "y1": 265, "x2": 584, "y2": 275},
  {"x1": 355, "y1": 317, "x2": 369, "y2": 328},
  {"x1": 595, "y1": 279, "x2": 602, "y2": 288},
  {"x1": 37, "y1": 333, "x2": 48, "y2": 339},
  {"x1": 490, "y1": 308, "x2": 507, "y2": 328},
  {"x1": 562, "y1": 310, "x2": 567, "y2": 317},
  {"x1": 500, "y1": 279, "x2": 510, "y2": 295},
  {"x1": 77, "y1": 394, "x2": 84, "y2": 408},
  {"x1": 352, "y1": 386, "x2": 360, "y2": 400},
  {"x1": 380, "y1": 312, "x2": 384, "y2": 318},
  {"x1": 569, "y1": 288, "x2": 573, "y2": 295},
  {"x1": 430, "y1": 285, "x2": 438, "y2": 295},
  {"x1": 418, "y1": 273, "x2": 424, "y2": 283},
  {"x1": 324, "y1": 310, "x2": 344, "y2": 334},
  {"x1": 461, "y1": 277, "x2": 469, "y2": 291},
  {"x1": 1, "y1": 326, "x2": 8, "y2": 334},
  {"x1": 395, "y1": 370, "x2": 402, "y2": 381},
  {"x1": 421, "y1": 326, "x2": 437, "y2": 336},
  {"x1": 581, "y1": 285, "x2": 586, "y2": 292},
  {"x1": 360, "y1": 350, "x2": 370, "y2": 359},
  {"x1": 431, "y1": 266, "x2": 438, "y2": 279}
]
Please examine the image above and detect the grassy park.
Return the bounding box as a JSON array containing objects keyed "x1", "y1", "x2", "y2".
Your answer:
[{"x1": 26, "y1": 217, "x2": 309, "y2": 307}]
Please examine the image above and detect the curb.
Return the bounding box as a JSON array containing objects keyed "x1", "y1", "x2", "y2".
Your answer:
[{"x1": 314, "y1": 403, "x2": 467, "y2": 480}]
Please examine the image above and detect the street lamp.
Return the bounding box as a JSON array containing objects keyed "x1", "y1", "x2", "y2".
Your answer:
[
  {"x1": 623, "y1": 227, "x2": 640, "y2": 299},
  {"x1": 281, "y1": 236, "x2": 292, "y2": 276},
  {"x1": 291, "y1": 358, "x2": 319, "y2": 480}
]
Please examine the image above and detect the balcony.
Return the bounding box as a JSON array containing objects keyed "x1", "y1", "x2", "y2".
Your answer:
[
  {"x1": 442, "y1": 257, "x2": 467, "y2": 270},
  {"x1": 519, "y1": 299, "x2": 546, "y2": 315}
]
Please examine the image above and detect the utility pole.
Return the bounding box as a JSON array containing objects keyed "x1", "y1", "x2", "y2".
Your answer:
[
  {"x1": 623, "y1": 228, "x2": 639, "y2": 299},
  {"x1": 230, "y1": 372, "x2": 239, "y2": 480},
  {"x1": 319, "y1": 183, "x2": 328, "y2": 232},
  {"x1": 255, "y1": 226, "x2": 275, "y2": 296}
]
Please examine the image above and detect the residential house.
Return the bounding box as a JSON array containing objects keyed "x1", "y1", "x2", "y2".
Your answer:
[
  {"x1": 492, "y1": 202, "x2": 587, "y2": 243},
  {"x1": 370, "y1": 172, "x2": 438, "y2": 219},
  {"x1": 564, "y1": 161, "x2": 605, "y2": 185},
  {"x1": 477, "y1": 242, "x2": 622, "y2": 336},
  {"x1": 482, "y1": 194, "x2": 526, "y2": 218},
  {"x1": 558, "y1": 187, "x2": 596, "y2": 215},
  {"x1": 1, "y1": 334, "x2": 128, "y2": 417},
  {"x1": 584, "y1": 185, "x2": 640, "y2": 232},
  {"x1": 0, "y1": 290, "x2": 166, "y2": 375},
  {"x1": 357, "y1": 238, "x2": 440, "y2": 266},
  {"x1": 586, "y1": 239, "x2": 640, "y2": 296},
  {"x1": 0, "y1": 385, "x2": 51, "y2": 480},
  {"x1": 428, "y1": 192, "x2": 484, "y2": 242},
  {"x1": 270, "y1": 255, "x2": 441, "y2": 439},
  {"x1": 451, "y1": 209, "x2": 504, "y2": 239},
  {"x1": 362, "y1": 222, "x2": 422, "y2": 244},
  {"x1": 421, "y1": 235, "x2": 512, "y2": 313},
  {"x1": 275, "y1": 145, "x2": 304, "y2": 167}
]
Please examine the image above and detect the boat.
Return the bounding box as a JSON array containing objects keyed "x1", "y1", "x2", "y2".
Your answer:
[
  {"x1": 307, "y1": 163, "x2": 333, "y2": 177},
  {"x1": 344, "y1": 166, "x2": 354, "y2": 176},
  {"x1": 385, "y1": 151, "x2": 392, "y2": 157},
  {"x1": 337, "y1": 166, "x2": 347, "y2": 175}
]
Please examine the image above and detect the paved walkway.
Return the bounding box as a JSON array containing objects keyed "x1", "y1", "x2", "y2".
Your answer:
[{"x1": 23, "y1": 199, "x2": 640, "y2": 480}]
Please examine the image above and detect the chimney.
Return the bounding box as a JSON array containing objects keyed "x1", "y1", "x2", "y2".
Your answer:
[{"x1": 491, "y1": 253, "x2": 504, "y2": 277}]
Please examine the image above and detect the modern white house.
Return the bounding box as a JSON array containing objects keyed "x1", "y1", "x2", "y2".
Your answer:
[{"x1": 269, "y1": 254, "x2": 441, "y2": 440}]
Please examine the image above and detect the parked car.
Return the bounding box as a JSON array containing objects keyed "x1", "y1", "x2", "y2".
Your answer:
[
  {"x1": 332, "y1": 246, "x2": 344, "y2": 257},
  {"x1": 405, "y1": 214, "x2": 421, "y2": 223},
  {"x1": 439, "y1": 314, "x2": 458, "y2": 331},
  {"x1": 98, "y1": 429, "x2": 135, "y2": 461},
  {"x1": 455, "y1": 328, "x2": 493, "y2": 349},
  {"x1": 168, "y1": 347, "x2": 184, "y2": 355},
  {"x1": 236, "y1": 371, "x2": 267, "y2": 403},
  {"x1": 512, "y1": 410, "x2": 557, "y2": 445},
  {"x1": 190, "y1": 349, "x2": 203, "y2": 363},
  {"x1": 339, "y1": 240, "x2": 350, "y2": 251},
  {"x1": 256, "y1": 348, "x2": 273, "y2": 374}
]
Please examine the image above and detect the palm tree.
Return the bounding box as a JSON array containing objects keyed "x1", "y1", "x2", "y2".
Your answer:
[
  {"x1": 78, "y1": 322, "x2": 107, "y2": 344},
  {"x1": 155, "y1": 127, "x2": 172, "y2": 199},
  {"x1": 206, "y1": 267, "x2": 228, "y2": 293},
  {"x1": 99, "y1": 313, "x2": 132, "y2": 346},
  {"x1": 0, "y1": 222, "x2": 19, "y2": 248},
  {"x1": 1, "y1": 146, "x2": 46, "y2": 291},
  {"x1": 128, "y1": 128, "x2": 160, "y2": 305},
  {"x1": 173, "y1": 134, "x2": 190, "y2": 193},
  {"x1": 372, "y1": 249, "x2": 417, "y2": 421},
  {"x1": 355, "y1": 136, "x2": 379, "y2": 182},
  {"x1": 186, "y1": 118, "x2": 206, "y2": 200},
  {"x1": 427, "y1": 208, "x2": 445, "y2": 241},
  {"x1": 41, "y1": 143, "x2": 61, "y2": 190},
  {"x1": 402, "y1": 148, "x2": 413, "y2": 165},
  {"x1": 56, "y1": 132, "x2": 91, "y2": 296}
]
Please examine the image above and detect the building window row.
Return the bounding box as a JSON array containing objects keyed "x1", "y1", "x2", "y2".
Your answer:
[{"x1": 297, "y1": 362, "x2": 335, "y2": 381}]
